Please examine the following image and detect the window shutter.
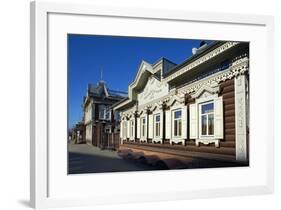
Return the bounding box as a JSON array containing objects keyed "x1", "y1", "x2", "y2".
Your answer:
[
  {"x1": 137, "y1": 117, "x2": 140, "y2": 138},
  {"x1": 144, "y1": 114, "x2": 148, "y2": 139},
  {"x1": 148, "y1": 114, "x2": 153, "y2": 139},
  {"x1": 127, "y1": 120, "x2": 130, "y2": 138},
  {"x1": 214, "y1": 96, "x2": 224, "y2": 139},
  {"x1": 132, "y1": 120, "x2": 135, "y2": 139},
  {"x1": 153, "y1": 115, "x2": 156, "y2": 138},
  {"x1": 189, "y1": 103, "x2": 198, "y2": 139},
  {"x1": 182, "y1": 106, "x2": 187, "y2": 139},
  {"x1": 159, "y1": 112, "x2": 163, "y2": 139},
  {"x1": 165, "y1": 109, "x2": 171, "y2": 139},
  {"x1": 120, "y1": 120, "x2": 123, "y2": 139},
  {"x1": 123, "y1": 120, "x2": 127, "y2": 139}
]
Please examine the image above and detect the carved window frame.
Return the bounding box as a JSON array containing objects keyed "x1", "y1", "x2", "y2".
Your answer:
[
  {"x1": 154, "y1": 113, "x2": 161, "y2": 138},
  {"x1": 172, "y1": 108, "x2": 182, "y2": 139},
  {"x1": 198, "y1": 100, "x2": 215, "y2": 138}
]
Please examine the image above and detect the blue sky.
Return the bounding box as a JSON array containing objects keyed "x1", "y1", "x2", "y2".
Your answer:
[{"x1": 68, "y1": 34, "x2": 206, "y2": 128}]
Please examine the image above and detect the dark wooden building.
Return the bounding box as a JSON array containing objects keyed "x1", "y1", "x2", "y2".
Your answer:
[
  {"x1": 114, "y1": 41, "x2": 249, "y2": 164},
  {"x1": 83, "y1": 80, "x2": 127, "y2": 149}
]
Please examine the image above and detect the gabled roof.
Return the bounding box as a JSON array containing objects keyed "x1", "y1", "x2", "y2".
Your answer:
[
  {"x1": 87, "y1": 80, "x2": 127, "y2": 99},
  {"x1": 113, "y1": 60, "x2": 154, "y2": 110},
  {"x1": 152, "y1": 57, "x2": 177, "y2": 75},
  {"x1": 114, "y1": 40, "x2": 239, "y2": 111}
]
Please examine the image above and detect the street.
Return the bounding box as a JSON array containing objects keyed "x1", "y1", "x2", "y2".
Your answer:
[{"x1": 68, "y1": 143, "x2": 155, "y2": 174}]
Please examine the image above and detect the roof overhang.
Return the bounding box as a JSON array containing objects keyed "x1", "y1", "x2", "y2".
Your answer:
[
  {"x1": 114, "y1": 60, "x2": 154, "y2": 111},
  {"x1": 163, "y1": 41, "x2": 240, "y2": 84}
]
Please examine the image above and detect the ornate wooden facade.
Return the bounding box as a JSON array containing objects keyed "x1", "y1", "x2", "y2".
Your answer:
[
  {"x1": 114, "y1": 41, "x2": 249, "y2": 162},
  {"x1": 83, "y1": 80, "x2": 127, "y2": 149}
]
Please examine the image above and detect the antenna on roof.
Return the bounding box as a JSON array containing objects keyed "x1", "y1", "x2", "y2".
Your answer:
[{"x1": 100, "y1": 68, "x2": 103, "y2": 81}]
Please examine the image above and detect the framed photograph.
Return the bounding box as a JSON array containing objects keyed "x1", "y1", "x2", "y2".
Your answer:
[{"x1": 30, "y1": 1, "x2": 274, "y2": 209}]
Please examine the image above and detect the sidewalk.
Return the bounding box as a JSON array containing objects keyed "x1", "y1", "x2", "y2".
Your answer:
[{"x1": 68, "y1": 143, "x2": 156, "y2": 174}]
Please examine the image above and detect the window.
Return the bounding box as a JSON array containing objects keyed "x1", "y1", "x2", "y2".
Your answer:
[
  {"x1": 190, "y1": 96, "x2": 223, "y2": 142},
  {"x1": 154, "y1": 114, "x2": 160, "y2": 137},
  {"x1": 105, "y1": 106, "x2": 111, "y2": 120},
  {"x1": 141, "y1": 117, "x2": 146, "y2": 138},
  {"x1": 130, "y1": 120, "x2": 134, "y2": 138},
  {"x1": 173, "y1": 110, "x2": 182, "y2": 137},
  {"x1": 114, "y1": 111, "x2": 120, "y2": 122},
  {"x1": 99, "y1": 105, "x2": 106, "y2": 120},
  {"x1": 200, "y1": 102, "x2": 214, "y2": 137},
  {"x1": 99, "y1": 105, "x2": 111, "y2": 120}
]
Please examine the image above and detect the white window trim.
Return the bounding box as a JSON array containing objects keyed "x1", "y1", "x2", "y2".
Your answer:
[
  {"x1": 195, "y1": 93, "x2": 219, "y2": 147},
  {"x1": 105, "y1": 107, "x2": 111, "y2": 120},
  {"x1": 198, "y1": 101, "x2": 215, "y2": 139},
  {"x1": 140, "y1": 116, "x2": 147, "y2": 141},
  {"x1": 173, "y1": 109, "x2": 182, "y2": 138},
  {"x1": 153, "y1": 113, "x2": 161, "y2": 139},
  {"x1": 129, "y1": 119, "x2": 135, "y2": 141},
  {"x1": 170, "y1": 104, "x2": 185, "y2": 145},
  {"x1": 122, "y1": 120, "x2": 127, "y2": 140}
]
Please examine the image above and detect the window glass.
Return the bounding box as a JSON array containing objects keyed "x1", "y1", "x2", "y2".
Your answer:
[
  {"x1": 174, "y1": 120, "x2": 178, "y2": 136},
  {"x1": 105, "y1": 106, "x2": 111, "y2": 120},
  {"x1": 156, "y1": 115, "x2": 160, "y2": 122},
  {"x1": 200, "y1": 102, "x2": 214, "y2": 136},
  {"x1": 173, "y1": 110, "x2": 182, "y2": 137},
  {"x1": 178, "y1": 120, "x2": 182, "y2": 136},
  {"x1": 141, "y1": 117, "x2": 146, "y2": 137},
  {"x1": 202, "y1": 103, "x2": 214, "y2": 114},
  {"x1": 208, "y1": 114, "x2": 214, "y2": 135},
  {"x1": 99, "y1": 105, "x2": 106, "y2": 119},
  {"x1": 201, "y1": 115, "x2": 207, "y2": 135},
  {"x1": 174, "y1": 110, "x2": 181, "y2": 119},
  {"x1": 155, "y1": 114, "x2": 160, "y2": 137}
]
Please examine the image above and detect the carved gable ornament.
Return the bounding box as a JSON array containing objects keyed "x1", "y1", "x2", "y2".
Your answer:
[
  {"x1": 167, "y1": 94, "x2": 185, "y2": 107},
  {"x1": 137, "y1": 76, "x2": 169, "y2": 106}
]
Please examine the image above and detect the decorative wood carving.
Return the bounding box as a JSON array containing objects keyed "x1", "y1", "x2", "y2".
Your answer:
[
  {"x1": 196, "y1": 139, "x2": 219, "y2": 148},
  {"x1": 235, "y1": 74, "x2": 247, "y2": 161},
  {"x1": 164, "y1": 42, "x2": 239, "y2": 82}
]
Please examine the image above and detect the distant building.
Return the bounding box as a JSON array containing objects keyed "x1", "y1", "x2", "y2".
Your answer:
[
  {"x1": 83, "y1": 80, "x2": 127, "y2": 149},
  {"x1": 71, "y1": 121, "x2": 86, "y2": 144},
  {"x1": 114, "y1": 41, "x2": 249, "y2": 163}
]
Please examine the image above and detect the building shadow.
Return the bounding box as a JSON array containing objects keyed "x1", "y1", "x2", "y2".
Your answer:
[
  {"x1": 18, "y1": 200, "x2": 31, "y2": 208},
  {"x1": 68, "y1": 151, "x2": 157, "y2": 174}
]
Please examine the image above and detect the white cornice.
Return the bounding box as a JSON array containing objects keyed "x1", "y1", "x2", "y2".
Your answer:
[
  {"x1": 163, "y1": 41, "x2": 239, "y2": 82},
  {"x1": 117, "y1": 53, "x2": 249, "y2": 113},
  {"x1": 179, "y1": 57, "x2": 249, "y2": 95}
]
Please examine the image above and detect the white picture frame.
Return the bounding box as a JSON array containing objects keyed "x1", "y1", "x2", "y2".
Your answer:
[{"x1": 30, "y1": 1, "x2": 274, "y2": 209}]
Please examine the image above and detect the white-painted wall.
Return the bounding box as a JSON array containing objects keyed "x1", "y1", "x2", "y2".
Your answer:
[
  {"x1": 138, "y1": 76, "x2": 169, "y2": 106},
  {"x1": 84, "y1": 103, "x2": 92, "y2": 124}
]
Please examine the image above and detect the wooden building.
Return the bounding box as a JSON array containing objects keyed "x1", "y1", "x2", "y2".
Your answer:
[
  {"x1": 114, "y1": 41, "x2": 249, "y2": 162},
  {"x1": 83, "y1": 80, "x2": 127, "y2": 149}
]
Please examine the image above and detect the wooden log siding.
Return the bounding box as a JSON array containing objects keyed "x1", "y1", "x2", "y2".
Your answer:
[
  {"x1": 219, "y1": 78, "x2": 236, "y2": 146},
  {"x1": 123, "y1": 79, "x2": 237, "y2": 158}
]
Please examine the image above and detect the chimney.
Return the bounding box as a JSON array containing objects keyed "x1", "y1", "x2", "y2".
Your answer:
[{"x1": 192, "y1": 41, "x2": 208, "y2": 55}]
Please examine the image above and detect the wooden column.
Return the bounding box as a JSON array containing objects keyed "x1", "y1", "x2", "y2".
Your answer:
[{"x1": 235, "y1": 74, "x2": 247, "y2": 161}]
